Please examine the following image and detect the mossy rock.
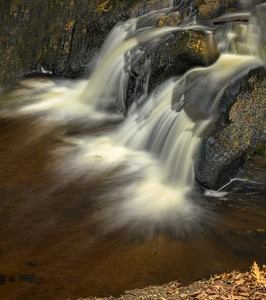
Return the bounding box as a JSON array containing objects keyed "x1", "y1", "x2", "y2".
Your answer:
[
  {"x1": 196, "y1": 0, "x2": 266, "y2": 19},
  {"x1": 0, "y1": 0, "x2": 248, "y2": 88},
  {"x1": 0, "y1": 0, "x2": 173, "y2": 87},
  {"x1": 195, "y1": 67, "x2": 266, "y2": 189}
]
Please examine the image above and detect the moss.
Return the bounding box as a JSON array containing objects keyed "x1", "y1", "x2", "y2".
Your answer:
[
  {"x1": 248, "y1": 141, "x2": 266, "y2": 160},
  {"x1": 198, "y1": 0, "x2": 226, "y2": 18},
  {"x1": 96, "y1": 0, "x2": 112, "y2": 13}
]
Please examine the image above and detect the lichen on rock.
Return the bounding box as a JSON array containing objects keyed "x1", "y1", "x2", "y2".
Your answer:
[{"x1": 195, "y1": 68, "x2": 266, "y2": 190}]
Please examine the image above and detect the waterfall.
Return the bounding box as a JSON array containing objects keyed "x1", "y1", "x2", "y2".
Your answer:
[
  {"x1": 115, "y1": 79, "x2": 202, "y2": 189},
  {"x1": 1, "y1": 2, "x2": 265, "y2": 237},
  {"x1": 215, "y1": 8, "x2": 265, "y2": 61},
  {"x1": 13, "y1": 6, "x2": 208, "y2": 117}
]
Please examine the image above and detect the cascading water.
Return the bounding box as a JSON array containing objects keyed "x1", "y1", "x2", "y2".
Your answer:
[
  {"x1": 0, "y1": 2, "x2": 264, "y2": 237},
  {"x1": 12, "y1": 4, "x2": 204, "y2": 116},
  {"x1": 0, "y1": 2, "x2": 266, "y2": 300}
]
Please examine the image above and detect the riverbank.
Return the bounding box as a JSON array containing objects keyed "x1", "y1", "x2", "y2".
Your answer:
[{"x1": 75, "y1": 262, "x2": 265, "y2": 300}]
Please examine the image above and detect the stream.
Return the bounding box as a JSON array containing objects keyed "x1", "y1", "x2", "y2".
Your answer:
[{"x1": 0, "y1": 1, "x2": 265, "y2": 300}]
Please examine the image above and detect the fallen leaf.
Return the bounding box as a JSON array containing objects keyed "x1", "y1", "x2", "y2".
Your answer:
[
  {"x1": 252, "y1": 261, "x2": 261, "y2": 283},
  {"x1": 239, "y1": 292, "x2": 250, "y2": 297},
  {"x1": 190, "y1": 290, "x2": 201, "y2": 296},
  {"x1": 206, "y1": 288, "x2": 216, "y2": 295}
]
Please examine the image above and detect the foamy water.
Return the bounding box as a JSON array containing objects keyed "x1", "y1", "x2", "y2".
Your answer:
[{"x1": 0, "y1": 2, "x2": 265, "y2": 237}]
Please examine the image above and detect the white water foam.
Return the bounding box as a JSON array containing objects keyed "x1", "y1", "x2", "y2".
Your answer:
[{"x1": 0, "y1": 2, "x2": 265, "y2": 237}]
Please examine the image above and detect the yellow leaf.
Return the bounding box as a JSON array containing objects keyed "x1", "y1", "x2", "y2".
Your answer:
[{"x1": 251, "y1": 261, "x2": 261, "y2": 283}]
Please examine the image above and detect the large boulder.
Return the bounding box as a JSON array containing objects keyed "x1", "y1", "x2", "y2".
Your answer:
[
  {"x1": 195, "y1": 67, "x2": 266, "y2": 190},
  {"x1": 125, "y1": 17, "x2": 219, "y2": 108},
  {"x1": 194, "y1": 2, "x2": 266, "y2": 190}
]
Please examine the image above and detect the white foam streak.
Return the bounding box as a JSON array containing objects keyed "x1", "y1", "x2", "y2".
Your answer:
[
  {"x1": 79, "y1": 26, "x2": 181, "y2": 110},
  {"x1": 216, "y1": 11, "x2": 263, "y2": 60},
  {"x1": 161, "y1": 110, "x2": 199, "y2": 186},
  {"x1": 117, "y1": 79, "x2": 176, "y2": 148},
  {"x1": 2, "y1": 3, "x2": 265, "y2": 237}
]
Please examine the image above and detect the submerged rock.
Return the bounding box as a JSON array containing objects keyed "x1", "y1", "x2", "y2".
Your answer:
[{"x1": 195, "y1": 68, "x2": 266, "y2": 190}]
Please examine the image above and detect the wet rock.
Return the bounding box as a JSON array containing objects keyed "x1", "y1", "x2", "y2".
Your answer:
[
  {"x1": 0, "y1": 0, "x2": 224, "y2": 90},
  {"x1": 197, "y1": 0, "x2": 228, "y2": 19},
  {"x1": 0, "y1": 274, "x2": 6, "y2": 285},
  {"x1": 125, "y1": 13, "x2": 219, "y2": 109},
  {"x1": 196, "y1": 0, "x2": 266, "y2": 20},
  {"x1": 19, "y1": 274, "x2": 41, "y2": 284},
  {"x1": 0, "y1": 0, "x2": 174, "y2": 88},
  {"x1": 150, "y1": 29, "x2": 218, "y2": 83},
  {"x1": 195, "y1": 67, "x2": 266, "y2": 190}
]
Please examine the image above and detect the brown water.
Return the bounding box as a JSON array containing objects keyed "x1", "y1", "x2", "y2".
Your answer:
[
  {"x1": 0, "y1": 114, "x2": 265, "y2": 300},
  {"x1": 1, "y1": 1, "x2": 266, "y2": 298}
]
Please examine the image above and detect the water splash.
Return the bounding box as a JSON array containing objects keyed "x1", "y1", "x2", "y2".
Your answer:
[
  {"x1": 215, "y1": 5, "x2": 266, "y2": 62},
  {"x1": 0, "y1": 2, "x2": 265, "y2": 238},
  {"x1": 78, "y1": 25, "x2": 178, "y2": 111},
  {"x1": 52, "y1": 49, "x2": 262, "y2": 237}
]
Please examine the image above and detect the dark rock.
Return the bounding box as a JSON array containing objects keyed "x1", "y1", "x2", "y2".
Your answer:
[
  {"x1": 150, "y1": 29, "x2": 219, "y2": 85},
  {"x1": 196, "y1": 0, "x2": 266, "y2": 20},
  {"x1": 0, "y1": 0, "x2": 175, "y2": 88},
  {"x1": 125, "y1": 22, "x2": 219, "y2": 109},
  {"x1": 0, "y1": 0, "x2": 224, "y2": 89},
  {"x1": 0, "y1": 274, "x2": 6, "y2": 285},
  {"x1": 197, "y1": 0, "x2": 228, "y2": 19},
  {"x1": 195, "y1": 68, "x2": 266, "y2": 190},
  {"x1": 19, "y1": 274, "x2": 41, "y2": 284}
]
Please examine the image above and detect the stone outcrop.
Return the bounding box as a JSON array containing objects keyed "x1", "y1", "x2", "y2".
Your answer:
[
  {"x1": 0, "y1": 0, "x2": 177, "y2": 87},
  {"x1": 125, "y1": 19, "x2": 219, "y2": 108},
  {"x1": 0, "y1": 0, "x2": 223, "y2": 88},
  {"x1": 1, "y1": 0, "x2": 264, "y2": 88},
  {"x1": 196, "y1": 0, "x2": 266, "y2": 19},
  {"x1": 194, "y1": 2, "x2": 266, "y2": 189},
  {"x1": 195, "y1": 68, "x2": 266, "y2": 189}
]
